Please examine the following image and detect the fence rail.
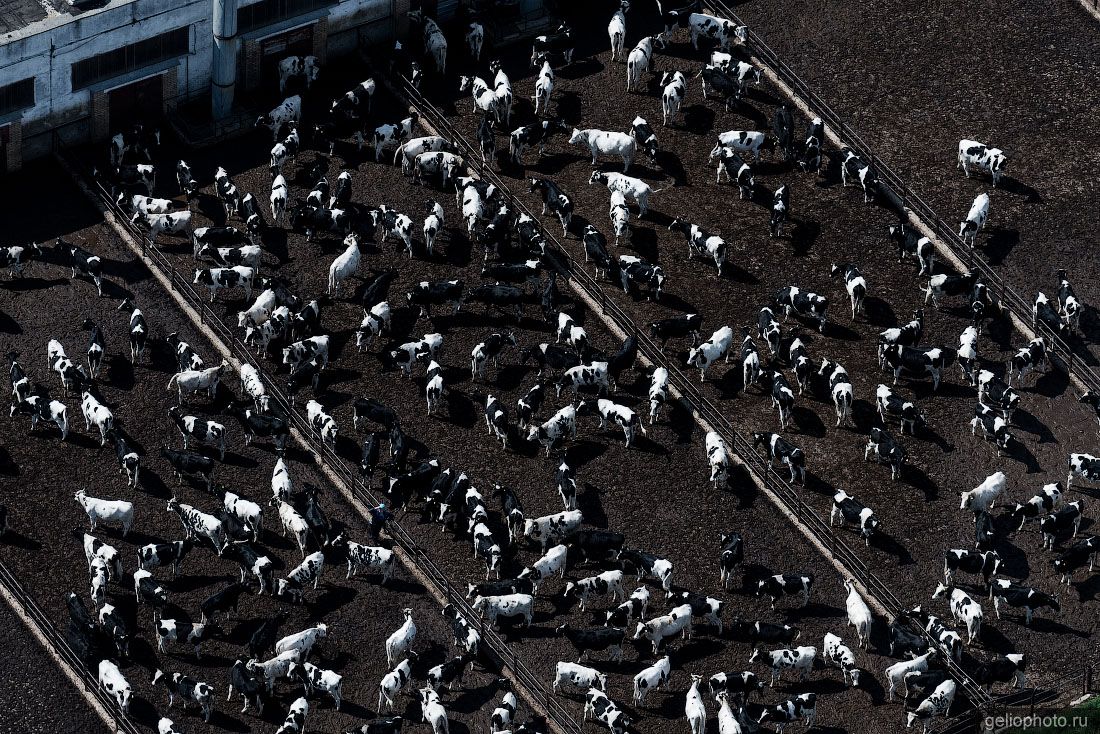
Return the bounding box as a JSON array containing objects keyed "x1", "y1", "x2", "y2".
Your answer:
[
  {"x1": 0, "y1": 560, "x2": 142, "y2": 734},
  {"x1": 700, "y1": 0, "x2": 1100, "y2": 396},
  {"x1": 382, "y1": 69, "x2": 995, "y2": 707},
  {"x1": 55, "y1": 140, "x2": 587, "y2": 734}
]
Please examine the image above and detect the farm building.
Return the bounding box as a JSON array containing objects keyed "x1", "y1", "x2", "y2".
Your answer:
[{"x1": 0, "y1": 0, "x2": 402, "y2": 169}]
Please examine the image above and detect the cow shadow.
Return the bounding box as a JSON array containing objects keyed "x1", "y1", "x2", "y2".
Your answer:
[
  {"x1": 997, "y1": 176, "x2": 1042, "y2": 204},
  {"x1": 900, "y1": 466, "x2": 938, "y2": 501},
  {"x1": 869, "y1": 532, "x2": 915, "y2": 566},
  {"x1": 788, "y1": 220, "x2": 820, "y2": 255},
  {"x1": 790, "y1": 406, "x2": 826, "y2": 438},
  {"x1": 1074, "y1": 574, "x2": 1100, "y2": 603},
  {"x1": 575, "y1": 482, "x2": 609, "y2": 529},
  {"x1": 981, "y1": 226, "x2": 1020, "y2": 265},
  {"x1": 862, "y1": 296, "x2": 898, "y2": 327}
]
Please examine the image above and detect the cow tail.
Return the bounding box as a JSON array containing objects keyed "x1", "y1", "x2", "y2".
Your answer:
[
  {"x1": 166, "y1": 373, "x2": 179, "y2": 392},
  {"x1": 393, "y1": 142, "x2": 407, "y2": 166}
]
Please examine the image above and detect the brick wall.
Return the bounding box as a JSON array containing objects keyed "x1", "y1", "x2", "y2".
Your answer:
[
  {"x1": 161, "y1": 69, "x2": 178, "y2": 111},
  {"x1": 244, "y1": 40, "x2": 261, "y2": 93},
  {"x1": 313, "y1": 17, "x2": 329, "y2": 63},
  {"x1": 395, "y1": 0, "x2": 410, "y2": 37},
  {"x1": 91, "y1": 91, "x2": 110, "y2": 142},
  {"x1": 5, "y1": 122, "x2": 21, "y2": 172}
]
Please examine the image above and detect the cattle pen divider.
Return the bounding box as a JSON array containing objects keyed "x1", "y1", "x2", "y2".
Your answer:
[
  {"x1": 0, "y1": 559, "x2": 142, "y2": 734},
  {"x1": 372, "y1": 57, "x2": 1002, "y2": 711},
  {"x1": 698, "y1": 0, "x2": 1100, "y2": 400},
  {"x1": 53, "y1": 133, "x2": 588, "y2": 734}
]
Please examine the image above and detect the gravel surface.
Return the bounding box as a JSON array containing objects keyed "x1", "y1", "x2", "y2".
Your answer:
[
  {"x1": 735, "y1": 0, "x2": 1100, "y2": 367},
  {"x1": 3, "y1": 2, "x2": 1098, "y2": 732},
  {"x1": 424, "y1": 0, "x2": 1099, "y2": 700},
  {"x1": 0, "y1": 600, "x2": 109, "y2": 734}
]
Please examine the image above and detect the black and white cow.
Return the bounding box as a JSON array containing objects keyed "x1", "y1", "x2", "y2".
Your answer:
[
  {"x1": 755, "y1": 573, "x2": 814, "y2": 610},
  {"x1": 1008, "y1": 483, "x2": 1063, "y2": 531},
  {"x1": 886, "y1": 223, "x2": 935, "y2": 276},
  {"x1": 831, "y1": 490, "x2": 880, "y2": 544},
  {"x1": 799, "y1": 117, "x2": 824, "y2": 173},
  {"x1": 770, "y1": 184, "x2": 790, "y2": 238},
  {"x1": 957, "y1": 139, "x2": 1007, "y2": 187},
  {"x1": 1040, "y1": 501, "x2": 1084, "y2": 551},
  {"x1": 830, "y1": 262, "x2": 866, "y2": 320},
  {"x1": 509, "y1": 119, "x2": 569, "y2": 165},
  {"x1": 630, "y1": 116, "x2": 658, "y2": 160},
  {"x1": 1007, "y1": 338, "x2": 1048, "y2": 386},
  {"x1": 618, "y1": 255, "x2": 665, "y2": 301},
  {"x1": 990, "y1": 580, "x2": 1059, "y2": 625},
  {"x1": 406, "y1": 280, "x2": 463, "y2": 319},
  {"x1": 583, "y1": 688, "x2": 631, "y2": 734},
  {"x1": 710, "y1": 146, "x2": 753, "y2": 199},
  {"x1": 752, "y1": 431, "x2": 805, "y2": 484},
  {"x1": 770, "y1": 370, "x2": 795, "y2": 431},
  {"x1": 865, "y1": 427, "x2": 906, "y2": 480},
  {"x1": 531, "y1": 24, "x2": 575, "y2": 66},
  {"x1": 1056, "y1": 269, "x2": 1082, "y2": 333},
  {"x1": 1052, "y1": 536, "x2": 1097, "y2": 584},
  {"x1": 688, "y1": 12, "x2": 746, "y2": 50},
  {"x1": 971, "y1": 403, "x2": 1014, "y2": 453},
  {"x1": 759, "y1": 692, "x2": 817, "y2": 731},
  {"x1": 529, "y1": 178, "x2": 573, "y2": 235},
  {"x1": 881, "y1": 344, "x2": 956, "y2": 391},
  {"x1": 775, "y1": 286, "x2": 827, "y2": 333},
  {"x1": 62, "y1": 239, "x2": 105, "y2": 296},
  {"x1": 669, "y1": 217, "x2": 726, "y2": 275},
  {"x1": 840, "y1": 147, "x2": 878, "y2": 202},
  {"x1": 924, "y1": 271, "x2": 979, "y2": 309},
  {"x1": 943, "y1": 549, "x2": 1001, "y2": 587},
  {"x1": 0, "y1": 242, "x2": 43, "y2": 277},
  {"x1": 876, "y1": 384, "x2": 925, "y2": 435}
]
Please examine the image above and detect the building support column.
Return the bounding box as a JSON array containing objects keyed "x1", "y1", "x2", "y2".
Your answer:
[
  {"x1": 162, "y1": 68, "x2": 178, "y2": 113},
  {"x1": 212, "y1": 0, "x2": 240, "y2": 119},
  {"x1": 394, "y1": 0, "x2": 411, "y2": 38}
]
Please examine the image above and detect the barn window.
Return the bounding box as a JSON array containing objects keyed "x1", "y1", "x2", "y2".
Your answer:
[
  {"x1": 71, "y1": 27, "x2": 191, "y2": 91},
  {"x1": 237, "y1": 0, "x2": 336, "y2": 35},
  {"x1": 0, "y1": 78, "x2": 35, "y2": 116}
]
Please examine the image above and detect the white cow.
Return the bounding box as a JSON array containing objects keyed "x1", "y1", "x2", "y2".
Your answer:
[
  {"x1": 75, "y1": 489, "x2": 133, "y2": 536},
  {"x1": 627, "y1": 35, "x2": 664, "y2": 92},
  {"x1": 571, "y1": 128, "x2": 636, "y2": 172},
  {"x1": 960, "y1": 471, "x2": 1006, "y2": 512}
]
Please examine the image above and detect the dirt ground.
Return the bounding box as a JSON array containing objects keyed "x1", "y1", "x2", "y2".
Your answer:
[
  {"x1": 423, "y1": 0, "x2": 1099, "y2": 699},
  {"x1": 0, "y1": 601, "x2": 109, "y2": 734},
  {"x1": 3, "y1": 2, "x2": 1098, "y2": 733},
  {"x1": 734, "y1": 0, "x2": 1100, "y2": 369}
]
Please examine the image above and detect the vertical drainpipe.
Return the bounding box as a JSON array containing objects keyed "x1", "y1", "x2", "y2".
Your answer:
[{"x1": 212, "y1": 0, "x2": 240, "y2": 119}]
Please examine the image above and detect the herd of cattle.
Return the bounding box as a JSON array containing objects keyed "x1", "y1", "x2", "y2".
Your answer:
[{"x1": 2, "y1": 3, "x2": 1098, "y2": 734}]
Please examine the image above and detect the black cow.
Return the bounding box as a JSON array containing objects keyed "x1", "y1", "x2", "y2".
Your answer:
[
  {"x1": 520, "y1": 342, "x2": 579, "y2": 377},
  {"x1": 718, "y1": 532, "x2": 743, "y2": 590},
  {"x1": 630, "y1": 116, "x2": 658, "y2": 160},
  {"x1": 200, "y1": 583, "x2": 247, "y2": 624},
  {"x1": 567, "y1": 529, "x2": 626, "y2": 564},
  {"x1": 555, "y1": 624, "x2": 625, "y2": 662},
  {"x1": 466, "y1": 284, "x2": 525, "y2": 317},
  {"x1": 529, "y1": 178, "x2": 573, "y2": 235},
  {"x1": 770, "y1": 184, "x2": 790, "y2": 238},
  {"x1": 407, "y1": 279, "x2": 463, "y2": 318},
  {"x1": 649, "y1": 313, "x2": 702, "y2": 348},
  {"x1": 773, "y1": 105, "x2": 794, "y2": 159},
  {"x1": 467, "y1": 577, "x2": 535, "y2": 600},
  {"x1": 160, "y1": 447, "x2": 215, "y2": 489}
]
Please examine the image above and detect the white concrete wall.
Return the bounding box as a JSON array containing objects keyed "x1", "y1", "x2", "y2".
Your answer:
[
  {"x1": 3, "y1": 0, "x2": 397, "y2": 159},
  {"x1": 2, "y1": 0, "x2": 211, "y2": 134}
]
